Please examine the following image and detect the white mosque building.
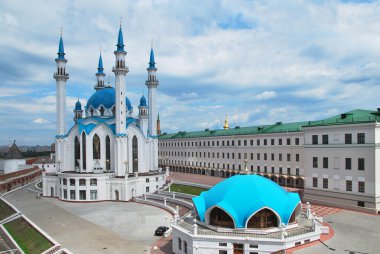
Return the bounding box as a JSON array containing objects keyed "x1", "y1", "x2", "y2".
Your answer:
[{"x1": 43, "y1": 25, "x2": 167, "y2": 201}]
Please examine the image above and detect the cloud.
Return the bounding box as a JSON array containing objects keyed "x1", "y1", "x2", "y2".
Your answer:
[
  {"x1": 32, "y1": 118, "x2": 49, "y2": 124},
  {"x1": 1, "y1": 0, "x2": 380, "y2": 144},
  {"x1": 255, "y1": 91, "x2": 277, "y2": 100}
]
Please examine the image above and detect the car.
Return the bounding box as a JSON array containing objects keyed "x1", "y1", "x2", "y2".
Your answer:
[{"x1": 155, "y1": 226, "x2": 169, "y2": 236}]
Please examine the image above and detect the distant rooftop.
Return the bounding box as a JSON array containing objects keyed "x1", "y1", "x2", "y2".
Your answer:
[
  {"x1": 159, "y1": 109, "x2": 380, "y2": 140},
  {"x1": 5, "y1": 141, "x2": 24, "y2": 159}
]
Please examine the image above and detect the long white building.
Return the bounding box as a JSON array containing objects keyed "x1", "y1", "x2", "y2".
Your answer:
[{"x1": 159, "y1": 109, "x2": 380, "y2": 213}]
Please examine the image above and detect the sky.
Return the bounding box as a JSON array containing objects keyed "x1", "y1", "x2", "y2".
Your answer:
[{"x1": 1, "y1": 0, "x2": 380, "y2": 145}]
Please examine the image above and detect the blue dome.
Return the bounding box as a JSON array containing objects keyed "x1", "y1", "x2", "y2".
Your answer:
[
  {"x1": 192, "y1": 175, "x2": 301, "y2": 228},
  {"x1": 139, "y1": 95, "x2": 147, "y2": 107},
  {"x1": 75, "y1": 100, "x2": 82, "y2": 110},
  {"x1": 86, "y1": 87, "x2": 132, "y2": 112}
]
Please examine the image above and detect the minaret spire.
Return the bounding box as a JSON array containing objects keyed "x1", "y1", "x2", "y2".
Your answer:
[
  {"x1": 146, "y1": 44, "x2": 159, "y2": 137},
  {"x1": 112, "y1": 24, "x2": 129, "y2": 177},
  {"x1": 54, "y1": 31, "x2": 69, "y2": 172},
  {"x1": 157, "y1": 110, "x2": 161, "y2": 135},
  {"x1": 94, "y1": 50, "x2": 106, "y2": 90}
]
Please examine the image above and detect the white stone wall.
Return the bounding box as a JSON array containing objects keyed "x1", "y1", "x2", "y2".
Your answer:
[{"x1": 0, "y1": 159, "x2": 27, "y2": 174}]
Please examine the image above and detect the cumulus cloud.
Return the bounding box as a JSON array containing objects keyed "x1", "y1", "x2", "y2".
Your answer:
[
  {"x1": 255, "y1": 91, "x2": 277, "y2": 100},
  {"x1": 1, "y1": 0, "x2": 380, "y2": 144},
  {"x1": 32, "y1": 118, "x2": 49, "y2": 124}
]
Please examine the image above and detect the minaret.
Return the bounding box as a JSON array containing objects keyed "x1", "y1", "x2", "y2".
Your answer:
[
  {"x1": 73, "y1": 99, "x2": 83, "y2": 123},
  {"x1": 112, "y1": 25, "x2": 128, "y2": 135},
  {"x1": 94, "y1": 52, "x2": 105, "y2": 90},
  {"x1": 53, "y1": 34, "x2": 69, "y2": 137},
  {"x1": 112, "y1": 24, "x2": 129, "y2": 177},
  {"x1": 146, "y1": 46, "x2": 159, "y2": 136},
  {"x1": 157, "y1": 111, "x2": 161, "y2": 135},
  {"x1": 138, "y1": 95, "x2": 149, "y2": 137},
  {"x1": 223, "y1": 114, "x2": 229, "y2": 129}
]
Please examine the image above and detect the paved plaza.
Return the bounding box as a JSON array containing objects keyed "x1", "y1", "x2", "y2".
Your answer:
[{"x1": 4, "y1": 186, "x2": 171, "y2": 253}]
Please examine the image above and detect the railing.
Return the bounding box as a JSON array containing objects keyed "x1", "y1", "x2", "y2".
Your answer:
[{"x1": 177, "y1": 221, "x2": 315, "y2": 239}]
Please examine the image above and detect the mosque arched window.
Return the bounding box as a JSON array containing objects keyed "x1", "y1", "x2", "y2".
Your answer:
[
  {"x1": 74, "y1": 136, "x2": 80, "y2": 168},
  {"x1": 209, "y1": 207, "x2": 234, "y2": 228},
  {"x1": 82, "y1": 132, "x2": 86, "y2": 170},
  {"x1": 93, "y1": 134, "x2": 101, "y2": 160},
  {"x1": 106, "y1": 136, "x2": 110, "y2": 171},
  {"x1": 247, "y1": 208, "x2": 279, "y2": 229},
  {"x1": 99, "y1": 107, "x2": 105, "y2": 116},
  {"x1": 132, "y1": 136, "x2": 138, "y2": 172}
]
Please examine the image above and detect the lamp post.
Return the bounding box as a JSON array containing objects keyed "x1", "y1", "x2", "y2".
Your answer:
[
  {"x1": 106, "y1": 159, "x2": 110, "y2": 172},
  {"x1": 124, "y1": 160, "x2": 129, "y2": 176},
  {"x1": 153, "y1": 245, "x2": 158, "y2": 254},
  {"x1": 57, "y1": 160, "x2": 61, "y2": 172},
  {"x1": 244, "y1": 159, "x2": 248, "y2": 173}
]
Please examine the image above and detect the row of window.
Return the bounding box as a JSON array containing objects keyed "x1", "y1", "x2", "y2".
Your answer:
[
  {"x1": 312, "y1": 157, "x2": 365, "y2": 171},
  {"x1": 61, "y1": 178, "x2": 97, "y2": 186},
  {"x1": 312, "y1": 178, "x2": 365, "y2": 193},
  {"x1": 160, "y1": 137, "x2": 301, "y2": 148},
  {"x1": 62, "y1": 189, "x2": 98, "y2": 200},
  {"x1": 160, "y1": 151, "x2": 300, "y2": 162},
  {"x1": 311, "y1": 133, "x2": 365, "y2": 145}
]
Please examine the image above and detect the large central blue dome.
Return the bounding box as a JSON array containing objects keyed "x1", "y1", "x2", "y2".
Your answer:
[{"x1": 86, "y1": 87, "x2": 132, "y2": 111}]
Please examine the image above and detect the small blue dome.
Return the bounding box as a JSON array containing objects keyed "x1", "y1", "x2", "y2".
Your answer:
[
  {"x1": 86, "y1": 87, "x2": 132, "y2": 112},
  {"x1": 75, "y1": 100, "x2": 82, "y2": 110},
  {"x1": 192, "y1": 175, "x2": 301, "y2": 228},
  {"x1": 139, "y1": 95, "x2": 147, "y2": 107}
]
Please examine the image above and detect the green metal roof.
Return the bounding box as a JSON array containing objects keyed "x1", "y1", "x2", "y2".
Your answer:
[{"x1": 159, "y1": 109, "x2": 380, "y2": 140}]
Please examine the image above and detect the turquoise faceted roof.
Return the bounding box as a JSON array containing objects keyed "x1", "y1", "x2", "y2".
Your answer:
[
  {"x1": 86, "y1": 87, "x2": 132, "y2": 111},
  {"x1": 192, "y1": 175, "x2": 300, "y2": 228},
  {"x1": 97, "y1": 54, "x2": 104, "y2": 74},
  {"x1": 116, "y1": 27, "x2": 125, "y2": 52}
]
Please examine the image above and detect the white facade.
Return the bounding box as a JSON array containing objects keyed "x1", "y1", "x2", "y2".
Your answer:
[
  {"x1": 159, "y1": 109, "x2": 380, "y2": 213},
  {"x1": 43, "y1": 26, "x2": 165, "y2": 202}
]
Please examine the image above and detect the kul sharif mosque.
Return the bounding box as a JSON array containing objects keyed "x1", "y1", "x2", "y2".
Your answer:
[{"x1": 43, "y1": 25, "x2": 167, "y2": 201}]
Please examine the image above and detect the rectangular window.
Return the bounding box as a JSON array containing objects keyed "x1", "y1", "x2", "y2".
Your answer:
[
  {"x1": 63, "y1": 190, "x2": 67, "y2": 199},
  {"x1": 313, "y1": 177, "x2": 318, "y2": 187},
  {"x1": 287, "y1": 154, "x2": 291, "y2": 162},
  {"x1": 257, "y1": 140, "x2": 260, "y2": 146},
  {"x1": 79, "y1": 190, "x2": 86, "y2": 200},
  {"x1": 238, "y1": 153, "x2": 241, "y2": 159},
  {"x1": 287, "y1": 168, "x2": 291, "y2": 175},
  {"x1": 271, "y1": 153, "x2": 274, "y2": 161},
  {"x1": 323, "y1": 157, "x2": 328, "y2": 169},
  {"x1": 271, "y1": 139, "x2": 275, "y2": 145},
  {"x1": 271, "y1": 167, "x2": 275, "y2": 173},
  {"x1": 79, "y1": 179, "x2": 86, "y2": 186},
  {"x1": 358, "y1": 158, "x2": 365, "y2": 171},
  {"x1": 257, "y1": 153, "x2": 260, "y2": 160},
  {"x1": 322, "y1": 134, "x2": 329, "y2": 144},
  {"x1": 323, "y1": 178, "x2": 328, "y2": 189},
  {"x1": 257, "y1": 166, "x2": 260, "y2": 172},
  {"x1": 264, "y1": 166, "x2": 267, "y2": 173},
  {"x1": 219, "y1": 243, "x2": 227, "y2": 247},
  {"x1": 251, "y1": 153, "x2": 253, "y2": 160},
  {"x1": 345, "y1": 133, "x2": 352, "y2": 144},
  {"x1": 90, "y1": 190, "x2": 97, "y2": 200},
  {"x1": 63, "y1": 179, "x2": 67, "y2": 185},
  {"x1": 357, "y1": 133, "x2": 365, "y2": 144},
  {"x1": 279, "y1": 153, "x2": 282, "y2": 161},
  {"x1": 345, "y1": 158, "x2": 351, "y2": 170},
  {"x1": 90, "y1": 179, "x2": 97, "y2": 186},
  {"x1": 287, "y1": 138, "x2": 291, "y2": 145},
  {"x1": 346, "y1": 180, "x2": 352, "y2": 191},
  {"x1": 244, "y1": 140, "x2": 247, "y2": 146},
  {"x1": 250, "y1": 140, "x2": 254, "y2": 146},
  {"x1": 312, "y1": 135, "x2": 318, "y2": 145},
  {"x1": 358, "y1": 181, "x2": 365, "y2": 193},
  {"x1": 279, "y1": 167, "x2": 283, "y2": 174},
  {"x1": 358, "y1": 201, "x2": 365, "y2": 207},
  {"x1": 313, "y1": 157, "x2": 318, "y2": 168},
  {"x1": 296, "y1": 168, "x2": 299, "y2": 175},
  {"x1": 232, "y1": 153, "x2": 235, "y2": 159},
  {"x1": 70, "y1": 190, "x2": 75, "y2": 200},
  {"x1": 264, "y1": 139, "x2": 267, "y2": 146},
  {"x1": 278, "y1": 139, "x2": 283, "y2": 145},
  {"x1": 264, "y1": 153, "x2": 267, "y2": 160},
  {"x1": 70, "y1": 179, "x2": 75, "y2": 186},
  {"x1": 238, "y1": 140, "x2": 241, "y2": 146},
  {"x1": 295, "y1": 138, "x2": 300, "y2": 145},
  {"x1": 146, "y1": 186, "x2": 150, "y2": 193},
  {"x1": 296, "y1": 154, "x2": 300, "y2": 162}
]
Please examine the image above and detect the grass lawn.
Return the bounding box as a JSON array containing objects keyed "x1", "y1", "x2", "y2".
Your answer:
[
  {"x1": 0, "y1": 199, "x2": 16, "y2": 221},
  {"x1": 169, "y1": 184, "x2": 208, "y2": 196},
  {"x1": 4, "y1": 217, "x2": 53, "y2": 254}
]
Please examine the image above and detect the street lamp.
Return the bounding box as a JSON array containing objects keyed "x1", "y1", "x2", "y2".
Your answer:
[
  {"x1": 244, "y1": 159, "x2": 248, "y2": 172},
  {"x1": 153, "y1": 246, "x2": 158, "y2": 254},
  {"x1": 124, "y1": 160, "x2": 129, "y2": 176},
  {"x1": 57, "y1": 160, "x2": 61, "y2": 172},
  {"x1": 106, "y1": 159, "x2": 110, "y2": 172}
]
